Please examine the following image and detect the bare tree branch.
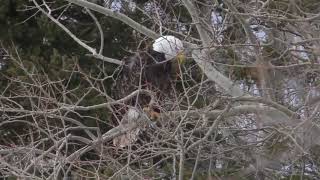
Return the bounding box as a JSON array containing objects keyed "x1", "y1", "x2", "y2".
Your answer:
[{"x1": 66, "y1": 0, "x2": 160, "y2": 39}]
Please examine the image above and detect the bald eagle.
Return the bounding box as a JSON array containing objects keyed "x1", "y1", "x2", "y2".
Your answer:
[
  {"x1": 112, "y1": 36, "x2": 185, "y2": 112},
  {"x1": 111, "y1": 36, "x2": 185, "y2": 147}
]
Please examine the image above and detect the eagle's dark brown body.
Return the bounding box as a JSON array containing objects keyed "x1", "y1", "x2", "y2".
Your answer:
[{"x1": 112, "y1": 49, "x2": 175, "y2": 109}]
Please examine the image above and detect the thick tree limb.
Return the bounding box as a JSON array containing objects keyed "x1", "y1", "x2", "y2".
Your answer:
[
  {"x1": 66, "y1": 0, "x2": 159, "y2": 39},
  {"x1": 191, "y1": 49, "x2": 245, "y2": 97},
  {"x1": 166, "y1": 104, "x2": 290, "y2": 124},
  {"x1": 32, "y1": 0, "x2": 123, "y2": 65},
  {"x1": 181, "y1": 0, "x2": 212, "y2": 46}
]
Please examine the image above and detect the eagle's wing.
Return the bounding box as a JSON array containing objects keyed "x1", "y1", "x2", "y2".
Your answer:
[
  {"x1": 113, "y1": 54, "x2": 143, "y2": 97},
  {"x1": 111, "y1": 50, "x2": 175, "y2": 115}
]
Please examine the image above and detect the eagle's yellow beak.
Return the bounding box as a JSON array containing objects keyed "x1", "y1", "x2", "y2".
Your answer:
[{"x1": 176, "y1": 51, "x2": 186, "y2": 64}]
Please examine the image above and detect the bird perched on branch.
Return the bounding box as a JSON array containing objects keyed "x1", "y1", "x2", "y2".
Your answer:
[
  {"x1": 112, "y1": 35, "x2": 185, "y2": 113},
  {"x1": 112, "y1": 35, "x2": 185, "y2": 147}
]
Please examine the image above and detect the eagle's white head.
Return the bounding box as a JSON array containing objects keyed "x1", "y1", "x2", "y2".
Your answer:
[{"x1": 152, "y1": 35, "x2": 185, "y2": 63}]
